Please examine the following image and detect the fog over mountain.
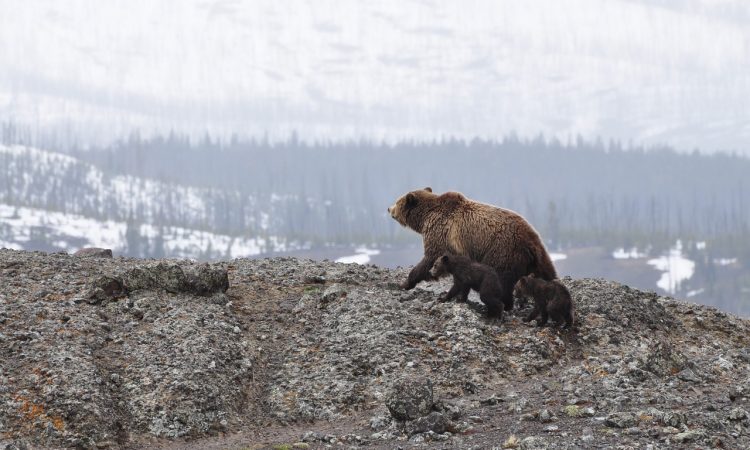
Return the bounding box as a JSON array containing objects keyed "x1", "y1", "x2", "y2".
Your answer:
[{"x1": 1, "y1": 0, "x2": 749, "y2": 152}]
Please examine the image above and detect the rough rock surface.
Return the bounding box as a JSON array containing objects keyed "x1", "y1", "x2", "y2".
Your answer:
[
  {"x1": 385, "y1": 378, "x2": 434, "y2": 421},
  {"x1": 1, "y1": 249, "x2": 750, "y2": 449},
  {"x1": 73, "y1": 248, "x2": 113, "y2": 259}
]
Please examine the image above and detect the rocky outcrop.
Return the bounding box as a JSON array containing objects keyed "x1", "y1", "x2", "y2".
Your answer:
[
  {"x1": 73, "y1": 248, "x2": 113, "y2": 258},
  {"x1": 1, "y1": 249, "x2": 750, "y2": 449}
]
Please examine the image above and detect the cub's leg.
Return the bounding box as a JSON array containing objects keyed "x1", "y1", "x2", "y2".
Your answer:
[
  {"x1": 524, "y1": 304, "x2": 540, "y2": 323},
  {"x1": 439, "y1": 280, "x2": 465, "y2": 302},
  {"x1": 480, "y1": 291, "x2": 504, "y2": 319},
  {"x1": 537, "y1": 308, "x2": 549, "y2": 327},
  {"x1": 457, "y1": 286, "x2": 471, "y2": 303}
]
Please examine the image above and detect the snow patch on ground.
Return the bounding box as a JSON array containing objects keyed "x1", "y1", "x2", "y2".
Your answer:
[
  {"x1": 336, "y1": 247, "x2": 380, "y2": 265},
  {"x1": 647, "y1": 240, "x2": 695, "y2": 295},
  {"x1": 714, "y1": 258, "x2": 738, "y2": 266},
  {"x1": 612, "y1": 247, "x2": 647, "y2": 259},
  {"x1": 550, "y1": 252, "x2": 567, "y2": 262}
]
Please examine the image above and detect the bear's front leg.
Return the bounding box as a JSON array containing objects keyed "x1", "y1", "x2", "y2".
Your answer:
[
  {"x1": 438, "y1": 282, "x2": 464, "y2": 302},
  {"x1": 523, "y1": 307, "x2": 540, "y2": 323},
  {"x1": 401, "y1": 255, "x2": 438, "y2": 290},
  {"x1": 537, "y1": 310, "x2": 549, "y2": 327}
]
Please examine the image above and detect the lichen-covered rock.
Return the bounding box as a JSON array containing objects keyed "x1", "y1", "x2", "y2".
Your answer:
[
  {"x1": 673, "y1": 429, "x2": 707, "y2": 443},
  {"x1": 3, "y1": 250, "x2": 750, "y2": 449},
  {"x1": 86, "y1": 275, "x2": 125, "y2": 304},
  {"x1": 405, "y1": 411, "x2": 453, "y2": 436},
  {"x1": 74, "y1": 247, "x2": 113, "y2": 258},
  {"x1": 385, "y1": 378, "x2": 434, "y2": 421},
  {"x1": 184, "y1": 263, "x2": 229, "y2": 295},
  {"x1": 519, "y1": 436, "x2": 547, "y2": 449},
  {"x1": 320, "y1": 283, "x2": 348, "y2": 303},
  {"x1": 605, "y1": 412, "x2": 636, "y2": 428},
  {"x1": 118, "y1": 262, "x2": 229, "y2": 296}
]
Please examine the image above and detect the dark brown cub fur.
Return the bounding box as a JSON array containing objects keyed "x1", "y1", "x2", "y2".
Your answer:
[
  {"x1": 429, "y1": 254, "x2": 504, "y2": 319},
  {"x1": 513, "y1": 274, "x2": 574, "y2": 328}
]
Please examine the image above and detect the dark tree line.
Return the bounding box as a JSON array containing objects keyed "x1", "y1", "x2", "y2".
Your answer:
[
  {"x1": 62, "y1": 131, "x2": 748, "y2": 257},
  {"x1": 2, "y1": 122, "x2": 749, "y2": 259}
]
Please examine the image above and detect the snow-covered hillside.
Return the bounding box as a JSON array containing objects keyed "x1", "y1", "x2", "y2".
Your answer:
[
  {"x1": 0, "y1": 144, "x2": 328, "y2": 236},
  {"x1": 1, "y1": 1, "x2": 749, "y2": 152},
  {"x1": 0, "y1": 203, "x2": 301, "y2": 259},
  {"x1": 0, "y1": 144, "x2": 314, "y2": 258},
  {"x1": 0, "y1": 145, "x2": 214, "y2": 225}
]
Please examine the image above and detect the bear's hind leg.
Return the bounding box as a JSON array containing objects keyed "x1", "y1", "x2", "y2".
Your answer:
[{"x1": 498, "y1": 272, "x2": 517, "y2": 311}]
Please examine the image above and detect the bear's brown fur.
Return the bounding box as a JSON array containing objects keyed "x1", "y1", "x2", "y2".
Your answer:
[
  {"x1": 513, "y1": 274, "x2": 575, "y2": 328},
  {"x1": 388, "y1": 187, "x2": 557, "y2": 310},
  {"x1": 429, "y1": 254, "x2": 504, "y2": 319}
]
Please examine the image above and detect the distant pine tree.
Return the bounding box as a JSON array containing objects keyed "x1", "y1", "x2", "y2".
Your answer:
[{"x1": 125, "y1": 215, "x2": 143, "y2": 257}]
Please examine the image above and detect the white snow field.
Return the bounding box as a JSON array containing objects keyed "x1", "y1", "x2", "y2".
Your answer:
[
  {"x1": 335, "y1": 247, "x2": 381, "y2": 265},
  {"x1": 647, "y1": 240, "x2": 696, "y2": 295}
]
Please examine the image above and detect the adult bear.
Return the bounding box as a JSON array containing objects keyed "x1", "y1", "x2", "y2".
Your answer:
[{"x1": 387, "y1": 187, "x2": 557, "y2": 310}]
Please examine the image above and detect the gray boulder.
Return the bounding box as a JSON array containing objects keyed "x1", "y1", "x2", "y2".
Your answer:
[{"x1": 386, "y1": 377, "x2": 434, "y2": 421}]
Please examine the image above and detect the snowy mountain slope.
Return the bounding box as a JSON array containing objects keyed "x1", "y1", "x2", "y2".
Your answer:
[
  {"x1": 0, "y1": 144, "x2": 243, "y2": 229},
  {"x1": 0, "y1": 203, "x2": 299, "y2": 259},
  {"x1": 1, "y1": 0, "x2": 749, "y2": 152},
  {"x1": 0, "y1": 144, "x2": 327, "y2": 256}
]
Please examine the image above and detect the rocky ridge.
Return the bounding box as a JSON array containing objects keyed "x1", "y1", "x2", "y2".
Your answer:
[{"x1": 1, "y1": 249, "x2": 750, "y2": 449}]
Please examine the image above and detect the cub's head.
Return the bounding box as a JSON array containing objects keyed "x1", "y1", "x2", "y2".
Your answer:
[
  {"x1": 513, "y1": 273, "x2": 536, "y2": 299},
  {"x1": 429, "y1": 254, "x2": 453, "y2": 279},
  {"x1": 387, "y1": 187, "x2": 435, "y2": 232}
]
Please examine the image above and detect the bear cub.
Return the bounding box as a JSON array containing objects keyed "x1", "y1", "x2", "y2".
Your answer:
[
  {"x1": 513, "y1": 274, "x2": 575, "y2": 328},
  {"x1": 429, "y1": 254, "x2": 504, "y2": 319}
]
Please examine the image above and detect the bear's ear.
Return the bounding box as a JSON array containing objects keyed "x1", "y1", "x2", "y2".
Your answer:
[
  {"x1": 405, "y1": 193, "x2": 417, "y2": 207},
  {"x1": 424, "y1": 187, "x2": 432, "y2": 192},
  {"x1": 528, "y1": 273, "x2": 536, "y2": 279}
]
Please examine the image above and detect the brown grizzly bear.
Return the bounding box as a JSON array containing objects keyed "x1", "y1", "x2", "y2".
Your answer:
[
  {"x1": 429, "y1": 254, "x2": 504, "y2": 319},
  {"x1": 387, "y1": 187, "x2": 557, "y2": 310},
  {"x1": 513, "y1": 274, "x2": 575, "y2": 328}
]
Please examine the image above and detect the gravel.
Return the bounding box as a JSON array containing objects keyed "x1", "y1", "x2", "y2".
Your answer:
[{"x1": 2, "y1": 249, "x2": 750, "y2": 449}]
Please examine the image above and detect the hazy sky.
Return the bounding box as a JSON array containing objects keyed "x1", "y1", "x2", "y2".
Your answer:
[{"x1": 1, "y1": 0, "x2": 749, "y2": 152}]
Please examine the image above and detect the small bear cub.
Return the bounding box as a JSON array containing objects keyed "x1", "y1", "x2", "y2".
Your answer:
[
  {"x1": 513, "y1": 274, "x2": 575, "y2": 328},
  {"x1": 429, "y1": 254, "x2": 504, "y2": 319}
]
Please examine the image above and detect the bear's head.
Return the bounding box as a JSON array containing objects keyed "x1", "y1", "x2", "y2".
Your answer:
[
  {"x1": 429, "y1": 254, "x2": 453, "y2": 279},
  {"x1": 512, "y1": 273, "x2": 536, "y2": 299},
  {"x1": 387, "y1": 187, "x2": 435, "y2": 232}
]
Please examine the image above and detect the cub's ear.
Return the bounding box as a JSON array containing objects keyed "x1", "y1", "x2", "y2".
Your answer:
[
  {"x1": 424, "y1": 187, "x2": 432, "y2": 192},
  {"x1": 405, "y1": 193, "x2": 417, "y2": 207},
  {"x1": 528, "y1": 273, "x2": 536, "y2": 279}
]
